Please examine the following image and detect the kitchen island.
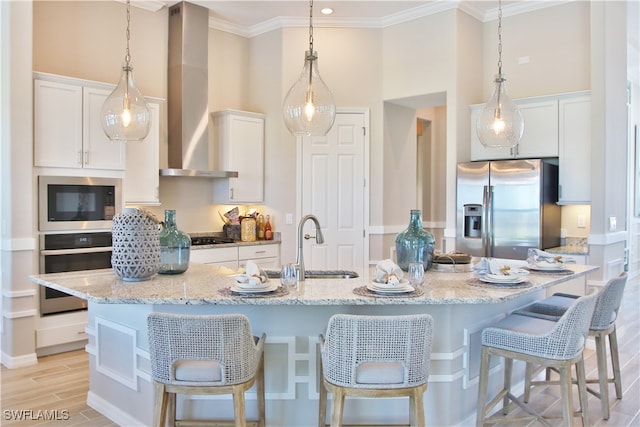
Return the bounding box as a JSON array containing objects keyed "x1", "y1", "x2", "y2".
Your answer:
[{"x1": 30, "y1": 262, "x2": 597, "y2": 426}]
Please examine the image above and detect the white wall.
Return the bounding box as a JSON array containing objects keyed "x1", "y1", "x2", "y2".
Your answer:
[{"x1": 480, "y1": 2, "x2": 591, "y2": 101}]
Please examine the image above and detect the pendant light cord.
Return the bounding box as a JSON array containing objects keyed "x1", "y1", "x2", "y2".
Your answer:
[
  {"x1": 308, "y1": 0, "x2": 314, "y2": 53},
  {"x1": 125, "y1": 0, "x2": 131, "y2": 67},
  {"x1": 497, "y1": 0, "x2": 503, "y2": 78},
  {"x1": 307, "y1": 0, "x2": 314, "y2": 88}
]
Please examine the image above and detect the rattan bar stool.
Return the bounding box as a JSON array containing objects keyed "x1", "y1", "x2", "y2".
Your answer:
[
  {"x1": 476, "y1": 290, "x2": 598, "y2": 427},
  {"x1": 147, "y1": 312, "x2": 266, "y2": 427},
  {"x1": 318, "y1": 313, "x2": 433, "y2": 427},
  {"x1": 515, "y1": 272, "x2": 628, "y2": 420}
]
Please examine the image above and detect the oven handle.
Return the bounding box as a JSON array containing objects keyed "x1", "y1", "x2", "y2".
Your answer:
[{"x1": 40, "y1": 247, "x2": 112, "y2": 256}]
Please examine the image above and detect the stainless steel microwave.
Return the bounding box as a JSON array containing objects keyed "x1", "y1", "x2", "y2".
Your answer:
[{"x1": 38, "y1": 176, "x2": 122, "y2": 231}]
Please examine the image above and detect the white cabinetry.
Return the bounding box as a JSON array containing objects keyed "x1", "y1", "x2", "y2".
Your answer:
[
  {"x1": 124, "y1": 99, "x2": 163, "y2": 205},
  {"x1": 190, "y1": 243, "x2": 281, "y2": 270},
  {"x1": 470, "y1": 97, "x2": 559, "y2": 161},
  {"x1": 212, "y1": 110, "x2": 265, "y2": 203},
  {"x1": 34, "y1": 75, "x2": 125, "y2": 170},
  {"x1": 558, "y1": 93, "x2": 591, "y2": 204},
  {"x1": 36, "y1": 310, "x2": 88, "y2": 356},
  {"x1": 238, "y1": 244, "x2": 280, "y2": 269},
  {"x1": 189, "y1": 246, "x2": 238, "y2": 269}
]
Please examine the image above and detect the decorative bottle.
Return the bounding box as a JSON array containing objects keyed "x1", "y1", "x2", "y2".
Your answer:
[
  {"x1": 264, "y1": 215, "x2": 273, "y2": 240},
  {"x1": 395, "y1": 209, "x2": 435, "y2": 271},
  {"x1": 158, "y1": 210, "x2": 191, "y2": 274},
  {"x1": 257, "y1": 214, "x2": 265, "y2": 240}
]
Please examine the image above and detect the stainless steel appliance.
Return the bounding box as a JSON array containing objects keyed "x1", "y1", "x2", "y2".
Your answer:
[
  {"x1": 39, "y1": 232, "x2": 112, "y2": 315},
  {"x1": 39, "y1": 176, "x2": 122, "y2": 232},
  {"x1": 456, "y1": 159, "x2": 560, "y2": 260}
]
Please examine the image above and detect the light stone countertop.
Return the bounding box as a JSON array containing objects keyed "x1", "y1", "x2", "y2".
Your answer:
[{"x1": 29, "y1": 262, "x2": 598, "y2": 306}]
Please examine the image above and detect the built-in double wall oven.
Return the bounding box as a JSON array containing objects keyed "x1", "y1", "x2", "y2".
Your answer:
[{"x1": 38, "y1": 176, "x2": 122, "y2": 315}]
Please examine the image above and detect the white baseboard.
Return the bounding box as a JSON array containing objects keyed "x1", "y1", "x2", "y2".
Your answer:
[
  {"x1": 1, "y1": 351, "x2": 38, "y2": 369},
  {"x1": 87, "y1": 391, "x2": 147, "y2": 427}
]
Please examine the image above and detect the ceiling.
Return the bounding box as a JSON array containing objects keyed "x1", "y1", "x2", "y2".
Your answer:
[{"x1": 138, "y1": 1, "x2": 569, "y2": 37}]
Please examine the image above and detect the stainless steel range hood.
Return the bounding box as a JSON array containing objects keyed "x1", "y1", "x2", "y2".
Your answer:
[{"x1": 160, "y1": 2, "x2": 237, "y2": 178}]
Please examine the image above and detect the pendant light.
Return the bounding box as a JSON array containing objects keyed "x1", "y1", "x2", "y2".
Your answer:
[
  {"x1": 476, "y1": 0, "x2": 524, "y2": 148},
  {"x1": 283, "y1": 0, "x2": 336, "y2": 136},
  {"x1": 101, "y1": 0, "x2": 150, "y2": 142}
]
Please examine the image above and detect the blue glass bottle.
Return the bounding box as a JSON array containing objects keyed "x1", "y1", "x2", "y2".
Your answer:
[
  {"x1": 395, "y1": 210, "x2": 435, "y2": 271},
  {"x1": 158, "y1": 210, "x2": 191, "y2": 274}
]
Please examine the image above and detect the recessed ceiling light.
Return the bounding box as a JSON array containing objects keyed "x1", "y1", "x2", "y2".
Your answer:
[{"x1": 321, "y1": 8, "x2": 333, "y2": 15}]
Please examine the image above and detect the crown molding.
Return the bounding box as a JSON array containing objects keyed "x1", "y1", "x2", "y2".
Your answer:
[{"x1": 130, "y1": 0, "x2": 576, "y2": 37}]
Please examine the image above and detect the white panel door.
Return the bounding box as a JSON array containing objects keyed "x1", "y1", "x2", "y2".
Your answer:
[{"x1": 301, "y1": 112, "x2": 366, "y2": 274}]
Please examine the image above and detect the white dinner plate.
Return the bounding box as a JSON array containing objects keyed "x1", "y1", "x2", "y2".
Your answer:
[
  {"x1": 479, "y1": 276, "x2": 526, "y2": 285},
  {"x1": 529, "y1": 263, "x2": 568, "y2": 271},
  {"x1": 484, "y1": 273, "x2": 525, "y2": 282},
  {"x1": 231, "y1": 283, "x2": 279, "y2": 294},
  {"x1": 234, "y1": 278, "x2": 270, "y2": 289},
  {"x1": 367, "y1": 281, "x2": 414, "y2": 294}
]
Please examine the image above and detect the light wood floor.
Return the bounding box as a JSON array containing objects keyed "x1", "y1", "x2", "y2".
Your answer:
[{"x1": 1, "y1": 275, "x2": 638, "y2": 427}]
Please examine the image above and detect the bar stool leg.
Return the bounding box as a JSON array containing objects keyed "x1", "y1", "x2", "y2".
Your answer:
[
  {"x1": 595, "y1": 332, "x2": 610, "y2": 419},
  {"x1": 576, "y1": 356, "x2": 590, "y2": 427},
  {"x1": 256, "y1": 355, "x2": 266, "y2": 427},
  {"x1": 476, "y1": 347, "x2": 491, "y2": 427},
  {"x1": 523, "y1": 362, "x2": 534, "y2": 403},
  {"x1": 410, "y1": 387, "x2": 425, "y2": 427},
  {"x1": 153, "y1": 383, "x2": 168, "y2": 427},
  {"x1": 502, "y1": 358, "x2": 513, "y2": 415},
  {"x1": 609, "y1": 327, "x2": 623, "y2": 399},
  {"x1": 167, "y1": 392, "x2": 176, "y2": 426},
  {"x1": 330, "y1": 388, "x2": 345, "y2": 427},
  {"x1": 559, "y1": 363, "x2": 575, "y2": 427},
  {"x1": 232, "y1": 387, "x2": 247, "y2": 427},
  {"x1": 318, "y1": 378, "x2": 328, "y2": 426}
]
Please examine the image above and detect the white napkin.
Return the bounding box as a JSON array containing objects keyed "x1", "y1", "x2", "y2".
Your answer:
[
  {"x1": 374, "y1": 259, "x2": 403, "y2": 285},
  {"x1": 472, "y1": 258, "x2": 491, "y2": 275},
  {"x1": 473, "y1": 258, "x2": 528, "y2": 276},
  {"x1": 527, "y1": 249, "x2": 575, "y2": 266},
  {"x1": 235, "y1": 260, "x2": 268, "y2": 287}
]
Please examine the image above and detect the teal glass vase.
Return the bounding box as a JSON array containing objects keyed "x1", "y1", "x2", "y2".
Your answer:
[
  {"x1": 395, "y1": 209, "x2": 435, "y2": 271},
  {"x1": 158, "y1": 210, "x2": 191, "y2": 274}
]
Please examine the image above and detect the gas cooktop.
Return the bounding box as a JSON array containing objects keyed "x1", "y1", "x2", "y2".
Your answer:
[{"x1": 190, "y1": 236, "x2": 236, "y2": 246}]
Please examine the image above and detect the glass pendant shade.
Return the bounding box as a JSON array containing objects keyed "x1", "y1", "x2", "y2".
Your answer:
[
  {"x1": 101, "y1": 64, "x2": 151, "y2": 142},
  {"x1": 283, "y1": 51, "x2": 336, "y2": 136},
  {"x1": 476, "y1": 76, "x2": 524, "y2": 149}
]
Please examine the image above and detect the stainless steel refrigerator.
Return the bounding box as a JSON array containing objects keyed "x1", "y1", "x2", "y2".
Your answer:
[{"x1": 456, "y1": 159, "x2": 561, "y2": 260}]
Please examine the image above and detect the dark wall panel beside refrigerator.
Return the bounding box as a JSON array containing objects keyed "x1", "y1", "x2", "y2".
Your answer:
[{"x1": 456, "y1": 159, "x2": 560, "y2": 260}]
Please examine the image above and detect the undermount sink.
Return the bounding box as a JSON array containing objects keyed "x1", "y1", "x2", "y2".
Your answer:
[{"x1": 265, "y1": 270, "x2": 359, "y2": 279}]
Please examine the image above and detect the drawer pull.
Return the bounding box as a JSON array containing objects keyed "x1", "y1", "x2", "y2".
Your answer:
[{"x1": 255, "y1": 250, "x2": 266, "y2": 254}]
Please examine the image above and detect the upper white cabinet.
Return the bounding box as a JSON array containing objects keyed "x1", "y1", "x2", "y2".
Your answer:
[
  {"x1": 470, "y1": 97, "x2": 559, "y2": 161},
  {"x1": 34, "y1": 75, "x2": 125, "y2": 170},
  {"x1": 124, "y1": 99, "x2": 163, "y2": 205},
  {"x1": 212, "y1": 110, "x2": 265, "y2": 203},
  {"x1": 557, "y1": 93, "x2": 591, "y2": 204}
]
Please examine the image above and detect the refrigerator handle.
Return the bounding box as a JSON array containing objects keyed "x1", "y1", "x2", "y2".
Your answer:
[{"x1": 482, "y1": 185, "x2": 493, "y2": 257}]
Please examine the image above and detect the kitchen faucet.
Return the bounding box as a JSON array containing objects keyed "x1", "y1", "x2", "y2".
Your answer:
[{"x1": 296, "y1": 214, "x2": 325, "y2": 281}]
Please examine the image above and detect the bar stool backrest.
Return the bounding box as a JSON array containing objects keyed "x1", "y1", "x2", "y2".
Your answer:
[
  {"x1": 591, "y1": 272, "x2": 628, "y2": 330},
  {"x1": 321, "y1": 314, "x2": 433, "y2": 389},
  {"x1": 147, "y1": 312, "x2": 260, "y2": 386},
  {"x1": 536, "y1": 290, "x2": 598, "y2": 360}
]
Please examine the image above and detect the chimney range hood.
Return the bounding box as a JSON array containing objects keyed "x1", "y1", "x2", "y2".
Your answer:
[{"x1": 160, "y1": 2, "x2": 237, "y2": 178}]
